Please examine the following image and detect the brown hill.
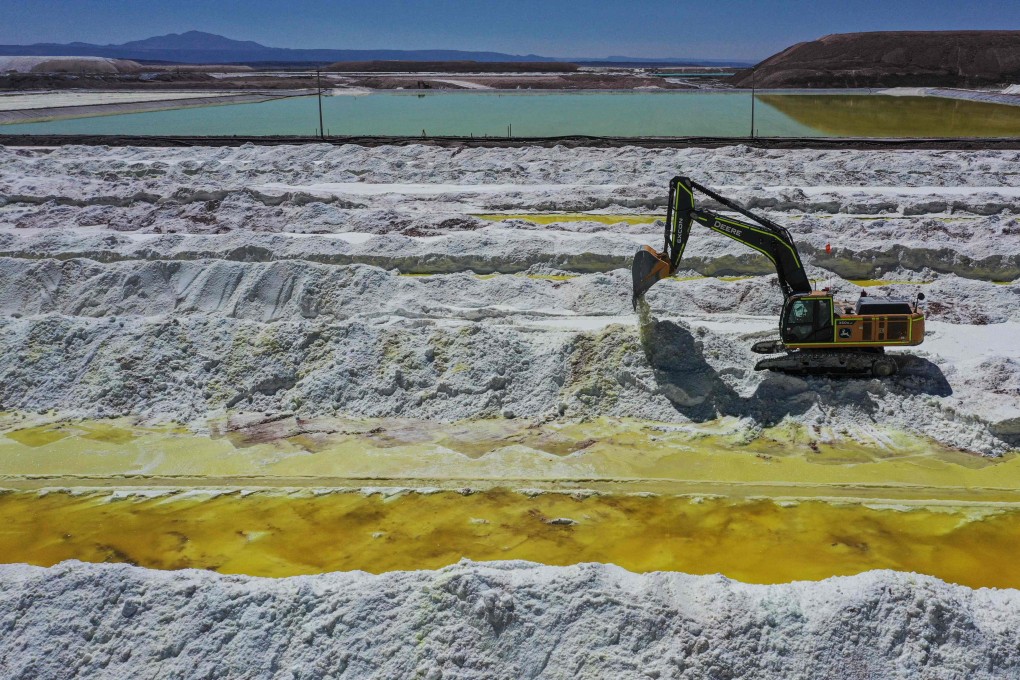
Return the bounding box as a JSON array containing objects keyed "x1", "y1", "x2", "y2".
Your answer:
[{"x1": 732, "y1": 31, "x2": 1020, "y2": 88}]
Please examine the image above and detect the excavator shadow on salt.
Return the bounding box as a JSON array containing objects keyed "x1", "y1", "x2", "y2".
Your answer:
[
  {"x1": 639, "y1": 313, "x2": 952, "y2": 425},
  {"x1": 633, "y1": 176, "x2": 933, "y2": 378}
]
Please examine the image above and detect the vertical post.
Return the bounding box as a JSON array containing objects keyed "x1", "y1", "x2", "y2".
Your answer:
[
  {"x1": 750, "y1": 66, "x2": 756, "y2": 139},
  {"x1": 316, "y1": 69, "x2": 325, "y2": 140}
]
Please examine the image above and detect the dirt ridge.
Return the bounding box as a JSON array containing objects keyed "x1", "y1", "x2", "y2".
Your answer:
[{"x1": 732, "y1": 31, "x2": 1020, "y2": 88}]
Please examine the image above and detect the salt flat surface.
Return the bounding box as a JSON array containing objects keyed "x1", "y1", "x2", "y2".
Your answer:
[
  {"x1": 431, "y1": 79, "x2": 493, "y2": 90},
  {"x1": 258, "y1": 181, "x2": 623, "y2": 196},
  {"x1": 0, "y1": 90, "x2": 254, "y2": 111},
  {"x1": 1, "y1": 560, "x2": 1018, "y2": 679},
  {"x1": 325, "y1": 87, "x2": 372, "y2": 96},
  {"x1": 0, "y1": 143, "x2": 1017, "y2": 454},
  {"x1": 877, "y1": 87, "x2": 931, "y2": 97},
  {"x1": 761, "y1": 184, "x2": 1020, "y2": 197},
  {"x1": 799, "y1": 183, "x2": 1020, "y2": 196},
  {"x1": 923, "y1": 321, "x2": 1020, "y2": 362}
]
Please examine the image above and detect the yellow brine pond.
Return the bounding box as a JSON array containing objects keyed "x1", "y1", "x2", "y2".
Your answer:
[{"x1": 1, "y1": 414, "x2": 1018, "y2": 587}]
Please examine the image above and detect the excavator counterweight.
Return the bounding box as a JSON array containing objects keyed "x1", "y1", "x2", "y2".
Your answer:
[{"x1": 632, "y1": 176, "x2": 926, "y2": 377}]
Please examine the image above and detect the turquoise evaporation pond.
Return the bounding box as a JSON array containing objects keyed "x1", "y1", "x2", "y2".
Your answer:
[{"x1": 1, "y1": 91, "x2": 817, "y2": 137}]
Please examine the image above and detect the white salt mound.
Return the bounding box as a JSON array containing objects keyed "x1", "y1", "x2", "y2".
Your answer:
[
  {"x1": 1, "y1": 144, "x2": 1019, "y2": 453},
  {"x1": 1, "y1": 560, "x2": 1018, "y2": 679},
  {"x1": 0, "y1": 56, "x2": 142, "y2": 74}
]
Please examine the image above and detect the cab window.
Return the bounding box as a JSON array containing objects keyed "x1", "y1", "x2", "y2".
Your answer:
[
  {"x1": 790, "y1": 301, "x2": 813, "y2": 324},
  {"x1": 817, "y1": 299, "x2": 831, "y2": 323},
  {"x1": 784, "y1": 298, "x2": 834, "y2": 343}
]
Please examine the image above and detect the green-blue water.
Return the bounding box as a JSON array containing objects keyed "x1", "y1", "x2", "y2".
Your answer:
[
  {"x1": 0, "y1": 91, "x2": 809, "y2": 137},
  {"x1": 3, "y1": 91, "x2": 1019, "y2": 138}
]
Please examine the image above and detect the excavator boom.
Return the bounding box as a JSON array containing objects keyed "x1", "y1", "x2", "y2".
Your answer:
[{"x1": 632, "y1": 176, "x2": 811, "y2": 306}]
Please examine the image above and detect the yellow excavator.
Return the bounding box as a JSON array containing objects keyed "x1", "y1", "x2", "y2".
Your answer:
[{"x1": 632, "y1": 176, "x2": 925, "y2": 376}]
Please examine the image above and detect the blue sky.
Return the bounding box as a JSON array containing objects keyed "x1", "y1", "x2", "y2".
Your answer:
[{"x1": 2, "y1": 0, "x2": 1019, "y2": 60}]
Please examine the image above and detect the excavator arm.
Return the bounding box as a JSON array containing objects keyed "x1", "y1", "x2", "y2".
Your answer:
[{"x1": 632, "y1": 176, "x2": 812, "y2": 307}]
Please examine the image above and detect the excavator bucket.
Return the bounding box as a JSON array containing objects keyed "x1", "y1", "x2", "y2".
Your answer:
[{"x1": 631, "y1": 245, "x2": 672, "y2": 308}]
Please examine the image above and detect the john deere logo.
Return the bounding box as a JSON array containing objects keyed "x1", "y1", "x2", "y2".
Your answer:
[
  {"x1": 713, "y1": 220, "x2": 742, "y2": 237},
  {"x1": 839, "y1": 328, "x2": 852, "y2": 339}
]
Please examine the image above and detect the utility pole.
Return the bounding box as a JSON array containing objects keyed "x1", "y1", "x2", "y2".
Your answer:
[
  {"x1": 316, "y1": 68, "x2": 325, "y2": 139},
  {"x1": 750, "y1": 66, "x2": 756, "y2": 139}
]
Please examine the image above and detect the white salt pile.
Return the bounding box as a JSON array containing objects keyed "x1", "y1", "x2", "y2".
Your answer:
[
  {"x1": 1, "y1": 560, "x2": 1017, "y2": 679},
  {"x1": 0, "y1": 56, "x2": 141, "y2": 74},
  {"x1": 0, "y1": 144, "x2": 1018, "y2": 453}
]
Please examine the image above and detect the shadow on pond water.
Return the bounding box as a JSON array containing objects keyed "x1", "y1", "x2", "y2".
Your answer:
[{"x1": 759, "y1": 94, "x2": 1020, "y2": 137}]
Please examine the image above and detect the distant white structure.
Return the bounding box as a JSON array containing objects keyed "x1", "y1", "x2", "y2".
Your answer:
[{"x1": 0, "y1": 56, "x2": 142, "y2": 74}]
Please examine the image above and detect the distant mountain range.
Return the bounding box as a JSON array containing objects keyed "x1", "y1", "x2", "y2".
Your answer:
[{"x1": 0, "y1": 31, "x2": 748, "y2": 66}]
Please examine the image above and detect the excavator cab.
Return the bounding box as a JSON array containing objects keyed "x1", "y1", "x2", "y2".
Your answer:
[
  {"x1": 780, "y1": 291, "x2": 925, "y2": 351},
  {"x1": 781, "y1": 294, "x2": 834, "y2": 344}
]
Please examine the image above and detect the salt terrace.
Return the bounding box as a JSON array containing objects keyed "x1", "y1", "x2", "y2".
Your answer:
[{"x1": 0, "y1": 141, "x2": 1019, "y2": 678}]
